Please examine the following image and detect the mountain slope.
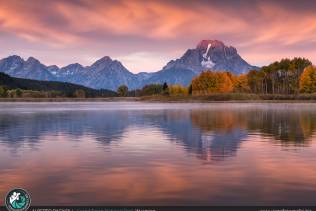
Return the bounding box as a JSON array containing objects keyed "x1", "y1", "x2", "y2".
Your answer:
[
  {"x1": 144, "y1": 68, "x2": 196, "y2": 86},
  {"x1": 82, "y1": 56, "x2": 139, "y2": 90}
]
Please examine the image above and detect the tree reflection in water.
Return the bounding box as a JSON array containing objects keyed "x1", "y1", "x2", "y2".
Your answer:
[{"x1": 0, "y1": 104, "x2": 315, "y2": 161}]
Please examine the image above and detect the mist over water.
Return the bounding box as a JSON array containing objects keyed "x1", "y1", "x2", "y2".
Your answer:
[{"x1": 0, "y1": 102, "x2": 316, "y2": 205}]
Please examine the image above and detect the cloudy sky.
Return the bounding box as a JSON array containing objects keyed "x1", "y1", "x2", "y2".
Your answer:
[{"x1": 0, "y1": 0, "x2": 316, "y2": 73}]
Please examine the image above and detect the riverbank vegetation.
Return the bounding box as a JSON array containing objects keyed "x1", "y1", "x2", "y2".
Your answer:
[{"x1": 127, "y1": 58, "x2": 316, "y2": 101}]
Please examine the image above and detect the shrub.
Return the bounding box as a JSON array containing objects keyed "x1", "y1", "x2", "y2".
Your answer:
[
  {"x1": 0, "y1": 86, "x2": 8, "y2": 97},
  {"x1": 74, "y1": 89, "x2": 86, "y2": 98},
  {"x1": 117, "y1": 85, "x2": 128, "y2": 97},
  {"x1": 168, "y1": 84, "x2": 188, "y2": 96},
  {"x1": 140, "y1": 84, "x2": 163, "y2": 96},
  {"x1": 15, "y1": 89, "x2": 22, "y2": 97}
]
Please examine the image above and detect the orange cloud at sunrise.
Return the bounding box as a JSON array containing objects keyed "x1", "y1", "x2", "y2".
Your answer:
[{"x1": 0, "y1": 0, "x2": 316, "y2": 72}]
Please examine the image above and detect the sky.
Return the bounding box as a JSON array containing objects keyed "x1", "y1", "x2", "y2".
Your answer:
[{"x1": 0, "y1": 0, "x2": 316, "y2": 73}]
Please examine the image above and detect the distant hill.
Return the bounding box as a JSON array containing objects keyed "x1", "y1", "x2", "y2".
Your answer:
[{"x1": 0, "y1": 72, "x2": 117, "y2": 97}]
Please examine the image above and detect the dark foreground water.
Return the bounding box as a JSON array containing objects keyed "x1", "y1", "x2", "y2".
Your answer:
[{"x1": 0, "y1": 102, "x2": 316, "y2": 206}]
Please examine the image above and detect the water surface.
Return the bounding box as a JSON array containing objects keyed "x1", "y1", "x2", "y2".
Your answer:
[{"x1": 0, "y1": 102, "x2": 316, "y2": 205}]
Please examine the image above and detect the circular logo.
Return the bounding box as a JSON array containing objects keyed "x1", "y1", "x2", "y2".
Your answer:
[{"x1": 5, "y1": 188, "x2": 31, "y2": 211}]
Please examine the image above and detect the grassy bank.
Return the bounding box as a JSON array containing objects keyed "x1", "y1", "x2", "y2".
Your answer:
[
  {"x1": 2, "y1": 93, "x2": 316, "y2": 102},
  {"x1": 139, "y1": 93, "x2": 316, "y2": 102},
  {"x1": 0, "y1": 97, "x2": 140, "y2": 102}
]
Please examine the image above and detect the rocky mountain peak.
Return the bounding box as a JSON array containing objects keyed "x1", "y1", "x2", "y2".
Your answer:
[
  {"x1": 162, "y1": 39, "x2": 258, "y2": 76},
  {"x1": 196, "y1": 40, "x2": 225, "y2": 50},
  {"x1": 92, "y1": 56, "x2": 113, "y2": 66},
  {"x1": 63, "y1": 63, "x2": 83, "y2": 70},
  {"x1": 0, "y1": 56, "x2": 24, "y2": 67},
  {"x1": 25, "y1": 57, "x2": 41, "y2": 66},
  {"x1": 6, "y1": 55, "x2": 23, "y2": 62},
  {"x1": 0, "y1": 55, "x2": 24, "y2": 73},
  {"x1": 48, "y1": 65, "x2": 59, "y2": 69}
]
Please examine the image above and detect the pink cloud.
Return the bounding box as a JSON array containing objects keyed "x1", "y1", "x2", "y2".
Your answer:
[{"x1": 0, "y1": 0, "x2": 315, "y2": 72}]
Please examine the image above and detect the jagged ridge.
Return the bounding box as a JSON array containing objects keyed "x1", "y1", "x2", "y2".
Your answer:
[{"x1": 0, "y1": 40, "x2": 259, "y2": 90}]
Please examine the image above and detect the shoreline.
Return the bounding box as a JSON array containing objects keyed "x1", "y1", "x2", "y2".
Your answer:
[
  {"x1": 0, "y1": 97, "x2": 140, "y2": 102},
  {"x1": 1, "y1": 96, "x2": 316, "y2": 103}
]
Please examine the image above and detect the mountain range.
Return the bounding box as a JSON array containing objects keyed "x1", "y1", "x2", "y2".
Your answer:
[{"x1": 0, "y1": 40, "x2": 258, "y2": 91}]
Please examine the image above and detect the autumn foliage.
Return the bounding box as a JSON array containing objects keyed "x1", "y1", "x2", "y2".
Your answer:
[
  {"x1": 190, "y1": 57, "x2": 314, "y2": 96},
  {"x1": 299, "y1": 65, "x2": 316, "y2": 93},
  {"x1": 246, "y1": 57, "x2": 311, "y2": 94},
  {"x1": 168, "y1": 84, "x2": 188, "y2": 96},
  {"x1": 233, "y1": 74, "x2": 251, "y2": 93},
  {"x1": 191, "y1": 71, "x2": 233, "y2": 95}
]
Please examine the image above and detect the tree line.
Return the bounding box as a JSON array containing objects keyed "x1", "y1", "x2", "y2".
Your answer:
[
  {"x1": 117, "y1": 57, "x2": 316, "y2": 97},
  {"x1": 192, "y1": 57, "x2": 315, "y2": 95},
  {"x1": 117, "y1": 83, "x2": 189, "y2": 97}
]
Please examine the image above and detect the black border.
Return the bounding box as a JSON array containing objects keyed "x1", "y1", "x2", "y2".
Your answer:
[{"x1": 1, "y1": 206, "x2": 316, "y2": 211}]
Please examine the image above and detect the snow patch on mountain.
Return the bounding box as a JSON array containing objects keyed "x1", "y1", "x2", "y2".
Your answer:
[
  {"x1": 201, "y1": 58, "x2": 215, "y2": 68},
  {"x1": 203, "y1": 43, "x2": 212, "y2": 59},
  {"x1": 201, "y1": 43, "x2": 215, "y2": 68}
]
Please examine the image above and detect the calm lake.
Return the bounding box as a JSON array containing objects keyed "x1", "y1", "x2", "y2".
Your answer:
[{"x1": 0, "y1": 102, "x2": 316, "y2": 206}]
